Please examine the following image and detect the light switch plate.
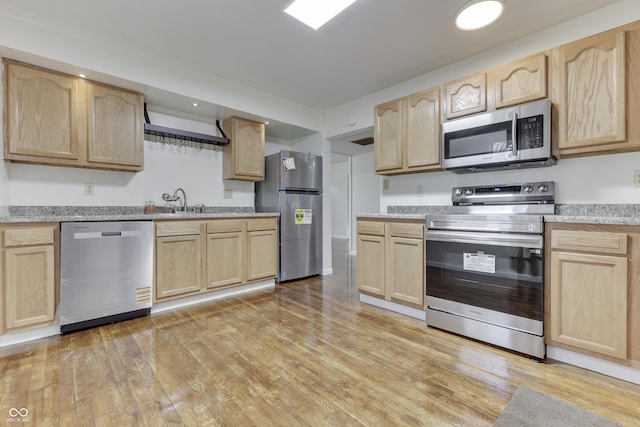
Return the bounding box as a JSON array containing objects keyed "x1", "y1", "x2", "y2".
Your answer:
[
  {"x1": 85, "y1": 183, "x2": 95, "y2": 195},
  {"x1": 635, "y1": 170, "x2": 640, "y2": 187},
  {"x1": 224, "y1": 189, "x2": 233, "y2": 199},
  {"x1": 383, "y1": 178, "x2": 389, "y2": 191}
]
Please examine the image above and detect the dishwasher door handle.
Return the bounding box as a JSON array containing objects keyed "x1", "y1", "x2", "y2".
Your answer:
[
  {"x1": 101, "y1": 231, "x2": 122, "y2": 237},
  {"x1": 73, "y1": 230, "x2": 145, "y2": 239}
]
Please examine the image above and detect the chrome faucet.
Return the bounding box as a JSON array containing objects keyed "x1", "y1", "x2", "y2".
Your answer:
[{"x1": 162, "y1": 188, "x2": 187, "y2": 212}]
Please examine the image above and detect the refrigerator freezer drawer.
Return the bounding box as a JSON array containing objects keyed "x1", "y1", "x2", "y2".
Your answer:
[{"x1": 280, "y1": 237, "x2": 322, "y2": 282}]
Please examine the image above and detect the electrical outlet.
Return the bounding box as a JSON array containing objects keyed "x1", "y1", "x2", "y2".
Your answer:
[
  {"x1": 84, "y1": 183, "x2": 95, "y2": 195},
  {"x1": 224, "y1": 189, "x2": 233, "y2": 199},
  {"x1": 635, "y1": 170, "x2": 640, "y2": 187},
  {"x1": 416, "y1": 185, "x2": 424, "y2": 198},
  {"x1": 383, "y1": 178, "x2": 390, "y2": 191}
]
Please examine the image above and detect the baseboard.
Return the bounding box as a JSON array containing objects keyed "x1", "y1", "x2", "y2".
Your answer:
[
  {"x1": 322, "y1": 268, "x2": 334, "y2": 275},
  {"x1": 0, "y1": 324, "x2": 61, "y2": 348},
  {"x1": 152, "y1": 280, "x2": 275, "y2": 314},
  {"x1": 547, "y1": 345, "x2": 640, "y2": 385},
  {"x1": 359, "y1": 293, "x2": 426, "y2": 321}
]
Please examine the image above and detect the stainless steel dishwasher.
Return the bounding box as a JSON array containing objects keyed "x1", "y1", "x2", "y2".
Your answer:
[{"x1": 59, "y1": 221, "x2": 154, "y2": 333}]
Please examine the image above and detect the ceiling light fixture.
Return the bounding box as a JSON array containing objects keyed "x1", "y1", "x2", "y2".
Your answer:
[
  {"x1": 284, "y1": 0, "x2": 357, "y2": 30},
  {"x1": 193, "y1": 103, "x2": 198, "y2": 107},
  {"x1": 78, "y1": 73, "x2": 87, "y2": 78},
  {"x1": 455, "y1": 0, "x2": 504, "y2": 31}
]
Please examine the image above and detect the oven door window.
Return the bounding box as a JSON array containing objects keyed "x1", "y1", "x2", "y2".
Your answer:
[{"x1": 426, "y1": 240, "x2": 543, "y2": 321}]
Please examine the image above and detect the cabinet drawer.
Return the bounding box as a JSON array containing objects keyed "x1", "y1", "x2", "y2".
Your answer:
[
  {"x1": 4, "y1": 227, "x2": 54, "y2": 247},
  {"x1": 155, "y1": 221, "x2": 201, "y2": 237},
  {"x1": 246, "y1": 217, "x2": 277, "y2": 232},
  {"x1": 551, "y1": 230, "x2": 627, "y2": 255},
  {"x1": 207, "y1": 219, "x2": 243, "y2": 234},
  {"x1": 387, "y1": 222, "x2": 424, "y2": 239},
  {"x1": 357, "y1": 221, "x2": 385, "y2": 236}
]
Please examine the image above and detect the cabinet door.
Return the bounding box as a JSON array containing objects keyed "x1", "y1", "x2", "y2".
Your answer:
[
  {"x1": 223, "y1": 117, "x2": 265, "y2": 181},
  {"x1": 444, "y1": 73, "x2": 487, "y2": 119},
  {"x1": 405, "y1": 88, "x2": 441, "y2": 171},
  {"x1": 553, "y1": 30, "x2": 626, "y2": 153},
  {"x1": 246, "y1": 229, "x2": 277, "y2": 282},
  {"x1": 155, "y1": 235, "x2": 202, "y2": 300},
  {"x1": 206, "y1": 232, "x2": 244, "y2": 288},
  {"x1": 356, "y1": 234, "x2": 385, "y2": 297},
  {"x1": 4, "y1": 61, "x2": 79, "y2": 160},
  {"x1": 491, "y1": 53, "x2": 547, "y2": 109},
  {"x1": 86, "y1": 82, "x2": 143, "y2": 168},
  {"x1": 4, "y1": 245, "x2": 55, "y2": 332},
  {"x1": 374, "y1": 99, "x2": 403, "y2": 173},
  {"x1": 386, "y1": 236, "x2": 424, "y2": 306},
  {"x1": 549, "y1": 251, "x2": 627, "y2": 359}
]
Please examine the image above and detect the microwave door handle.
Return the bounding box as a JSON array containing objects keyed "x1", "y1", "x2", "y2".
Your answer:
[{"x1": 512, "y1": 113, "x2": 518, "y2": 157}]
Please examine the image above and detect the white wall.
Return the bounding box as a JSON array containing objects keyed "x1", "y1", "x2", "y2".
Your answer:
[
  {"x1": 380, "y1": 151, "x2": 640, "y2": 211},
  {"x1": 350, "y1": 152, "x2": 380, "y2": 254},
  {"x1": 331, "y1": 156, "x2": 349, "y2": 239},
  {"x1": 3, "y1": 112, "x2": 255, "y2": 207}
]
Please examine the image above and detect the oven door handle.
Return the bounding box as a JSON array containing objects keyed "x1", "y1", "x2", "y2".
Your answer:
[
  {"x1": 426, "y1": 230, "x2": 543, "y2": 249},
  {"x1": 512, "y1": 112, "x2": 519, "y2": 157}
]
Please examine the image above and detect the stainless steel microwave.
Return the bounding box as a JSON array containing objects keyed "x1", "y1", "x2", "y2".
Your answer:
[{"x1": 441, "y1": 99, "x2": 555, "y2": 173}]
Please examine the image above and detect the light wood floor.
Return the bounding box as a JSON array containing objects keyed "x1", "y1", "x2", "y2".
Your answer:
[{"x1": 1, "y1": 239, "x2": 639, "y2": 426}]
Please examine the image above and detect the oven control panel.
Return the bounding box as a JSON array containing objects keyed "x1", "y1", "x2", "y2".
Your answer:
[{"x1": 452, "y1": 181, "x2": 555, "y2": 206}]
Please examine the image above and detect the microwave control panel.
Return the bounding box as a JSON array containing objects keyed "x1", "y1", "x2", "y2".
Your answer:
[{"x1": 518, "y1": 115, "x2": 544, "y2": 149}]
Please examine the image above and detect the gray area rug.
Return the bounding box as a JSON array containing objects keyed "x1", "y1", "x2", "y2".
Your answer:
[{"x1": 494, "y1": 386, "x2": 624, "y2": 427}]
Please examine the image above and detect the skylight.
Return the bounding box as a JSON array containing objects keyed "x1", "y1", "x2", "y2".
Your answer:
[{"x1": 284, "y1": 0, "x2": 357, "y2": 30}]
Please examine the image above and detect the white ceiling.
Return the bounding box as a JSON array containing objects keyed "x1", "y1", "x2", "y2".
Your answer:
[{"x1": 0, "y1": 0, "x2": 622, "y2": 150}]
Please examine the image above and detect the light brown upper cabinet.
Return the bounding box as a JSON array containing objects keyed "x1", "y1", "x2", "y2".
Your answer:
[
  {"x1": 3, "y1": 59, "x2": 144, "y2": 172},
  {"x1": 4, "y1": 61, "x2": 80, "y2": 161},
  {"x1": 443, "y1": 72, "x2": 487, "y2": 120},
  {"x1": 551, "y1": 25, "x2": 640, "y2": 158},
  {"x1": 222, "y1": 116, "x2": 265, "y2": 181},
  {"x1": 489, "y1": 53, "x2": 548, "y2": 109},
  {"x1": 374, "y1": 87, "x2": 441, "y2": 175},
  {"x1": 86, "y1": 82, "x2": 143, "y2": 168},
  {"x1": 552, "y1": 29, "x2": 626, "y2": 154}
]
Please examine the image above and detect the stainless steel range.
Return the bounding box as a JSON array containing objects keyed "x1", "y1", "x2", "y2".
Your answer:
[{"x1": 425, "y1": 181, "x2": 554, "y2": 359}]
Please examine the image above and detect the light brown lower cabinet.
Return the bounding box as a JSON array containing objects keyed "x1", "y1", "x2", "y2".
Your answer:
[
  {"x1": 155, "y1": 217, "x2": 278, "y2": 303},
  {"x1": 546, "y1": 223, "x2": 640, "y2": 364},
  {"x1": 2, "y1": 224, "x2": 58, "y2": 334},
  {"x1": 246, "y1": 218, "x2": 278, "y2": 282},
  {"x1": 155, "y1": 221, "x2": 203, "y2": 300},
  {"x1": 206, "y1": 219, "x2": 244, "y2": 289},
  {"x1": 356, "y1": 219, "x2": 425, "y2": 308}
]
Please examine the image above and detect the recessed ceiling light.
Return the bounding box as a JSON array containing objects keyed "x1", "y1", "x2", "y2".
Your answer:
[
  {"x1": 284, "y1": 0, "x2": 357, "y2": 30},
  {"x1": 455, "y1": 0, "x2": 504, "y2": 31},
  {"x1": 264, "y1": 121, "x2": 270, "y2": 125},
  {"x1": 193, "y1": 103, "x2": 199, "y2": 107},
  {"x1": 78, "y1": 73, "x2": 87, "y2": 78}
]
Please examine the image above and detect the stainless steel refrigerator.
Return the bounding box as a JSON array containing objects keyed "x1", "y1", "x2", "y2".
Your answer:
[{"x1": 255, "y1": 150, "x2": 322, "y2": 282}]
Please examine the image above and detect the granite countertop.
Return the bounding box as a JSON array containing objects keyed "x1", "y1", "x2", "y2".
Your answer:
[
  {"x1": 356, "y1": 205, "x2": 451, "y2": 221},
  {"x1": 357, "y1": 204, "x2": 640, "y2": 226},
  {"x1": 544, "y1": 204, "x2": 640, "y2": 225},
  {"x1": 355, "y1": 213, "x2": 428, "y2": 220},
  {"x1": 0, "y1": 206, "x2": 279, "y2": 223}
]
